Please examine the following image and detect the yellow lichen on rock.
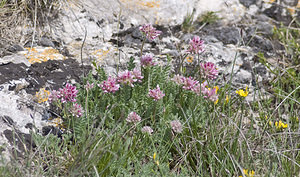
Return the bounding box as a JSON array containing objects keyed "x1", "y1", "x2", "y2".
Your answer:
[{"x1": 20, "y1": 47, "x2": 65, "y2": 64}]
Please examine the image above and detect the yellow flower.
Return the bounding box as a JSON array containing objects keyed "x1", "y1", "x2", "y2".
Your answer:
[
  {"x1": 225, "y1": 95, "x2": 230, "y2": 104},
  {"x1": 186, "y1": 56, "x2": 194, "y2": 63},
  {"x1": 153, "y1": 152, "x2": 156, "y2": 160},
  {"x1": 236, "y1": 86, "x2": 249, "y2": 97},
  {"x1": 275, "y1": 120, "x2": 288, "y2": 129},
  {"x1": 35, "y1": 88, "x2": 50, "y2": 103},
  {"x1": 242, "y1": 169, "x2": 255, "y2": 177}
]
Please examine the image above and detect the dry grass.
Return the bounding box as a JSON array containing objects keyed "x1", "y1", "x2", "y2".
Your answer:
[{"x1": 0, "y1": 0, "x2": 63, "y2": 46}]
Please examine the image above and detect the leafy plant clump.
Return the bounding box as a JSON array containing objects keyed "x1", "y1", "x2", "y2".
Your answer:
[{"x1": 1, "y1": 23, "x2": 299, "y2": 176}]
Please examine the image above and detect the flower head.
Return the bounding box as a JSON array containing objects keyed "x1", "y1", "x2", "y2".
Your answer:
[
  {"x1": 203, "y1": 86, "x2": 219, "y2": 103},
  {"x1": 239, "y1": 169, "x2": 255, "y2": 177},
  {"x1": 126, "y1": 112, "x2": 141, "y2": 124},
  {"x1": 117, "y1": 70, "x2": 137, "y2": 87},
  {"x1": 141, "y1": 126, "x2": 153, "y2": 135},
  {"x1": 36, "y1": 88, "x2": 50, "y2": 103},
  {"x1": 170, "y1": 120, "x2": 183, "y2": 133},
  {"x1": 48, "y1": 90, "x2": 61, "y2": 103},
  {"x1": 200, "y1": 62, "x2": 218, "y2": 80},
  {"x1": 59, "y1": 83, "x2": 78, "y2": 103},
  {"x1": 84, "y1": 82, "x2": 94, "y2": 91},
  {"x1": 187, "y1": 36, "x2": 205, "y2": 54},
  {"x1": 192, "y1": 81, "x2": 208, "y2": 96},
  {"x1": 275, "y1": 120, "x2": 288, "y2": 129},
  {"x1": 148, "y1": 85, "x2": 165, "y2": 101},
  {"x1": 141, "y1": 54, "x2": 156, "y2": 68},
  {"x1": 236, "y1": 86, "x2": 249, "y2": 97},
  {"x1": 132, "y1": 68, "x2": 143, "y2": 82},
  {"x1": 69, "y1": 103, "x2": 83, "y2": 117},
  {"x1": 181, "y1": 76, "x2": 199, "y2": 91},
  {"x1": 139, "y1": 24, "x2": 162, "y2": 41},
  {"x1": 172, "y1": 74, "x2": 184, "y2": 85},
  {"x1": 99, "y1": 77, "x2": 120, "y2": 93}
]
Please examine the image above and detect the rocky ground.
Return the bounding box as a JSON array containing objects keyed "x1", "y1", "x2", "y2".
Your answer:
[{"x1": 0, "y1": 0, "x2": 299, "y2": 164}]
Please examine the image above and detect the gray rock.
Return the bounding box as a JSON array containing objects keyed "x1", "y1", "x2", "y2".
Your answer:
[
  {"x1": 39, "y1": 37, "x2": 55, "y2": 48},
  {"x1": 239, "y1": 0, "x2": 257, "y2": 8},
  {"x1": 211, "y1": 27, "x2": 242, "y2": 45},
  {"x1": 8, "y1": 44, "x2": 24, "y2": 53},
  {"x1": 248, "y1": 35, "x2": 273, "y2": 52},
  {"x1": 256, "y1": 21, "x2": 273, "y2": 37},
  {"x1": 282, "y1": 0, "x2": 298, "y2": 6}
]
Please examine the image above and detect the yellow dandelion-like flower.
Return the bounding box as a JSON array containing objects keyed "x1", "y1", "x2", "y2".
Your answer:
[
  {"x1": 236, "y1": 86, "x2": 249, "y2": 97},
  {"x1": 153, "y1": 152, "x2": 156, "y2": 160},
  {"x1": 35, "y1": 88, "x2": 50, "y2": 103}
]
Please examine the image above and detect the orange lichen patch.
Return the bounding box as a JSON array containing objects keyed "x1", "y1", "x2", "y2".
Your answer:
[
  {"x1": 20, "y1": 47, "x2": 65, "y2": 64},
  {"x1": 35, "y1": 88, "x2": 50, "y2": 103},
  {"x1": 287, "y1": 7, "x2": 296, "y2": 15},
  {"x1": 263, "y1": 0, "x2": 275, "y2": 3},
  {"x1": 137, "y1": 0, "x2": 160, "y2": 8},
  {"x1": 48, "y1": 117, "x2": 66, "y2": 130},
  {"x1": 120, "y1": 0, "x2": 160, "y2": 9}
]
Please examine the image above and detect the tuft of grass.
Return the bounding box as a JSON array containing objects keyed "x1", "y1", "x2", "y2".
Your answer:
[
  {"x1": 181, "y1": 9, "x2": 196, "y2": 33},
  {"x1": 196, "y1": 11, "x2": 221, "y2": 25}
]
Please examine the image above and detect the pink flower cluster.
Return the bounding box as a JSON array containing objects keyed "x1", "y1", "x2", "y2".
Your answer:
[
  {"x1": 98, "y1": 77, "x2": 120, "y2": 93},
  {"x1": 117, "y1": 69, "x2": 143, "y2": 87},
  {"x1": 98, "y1": 68, "x2": 143, "y2": 93},
  {"x1": 141, "y1": 126, "x2": 153, "y2": 135},
  {"x1": 139, "y1": 24, "x2": 162, "y2": 41},
  {"x1": 49, "y1": 83, "x2": 78, "y2": 103},
  {"x1": 148, "y1": 85, "x2": 165, "y2": 101},
  {"x1": 200, "y1": 62, "x2": 218, "y2": 80},
  {"x1": 126, "y1": 112, "x2": 141, "y2": 124},
  {"x1": 171, "y1": 75, "x2": 199, "y2": 91},
  {"x1": 70, "y1": 103, "x2": 84, "y2": 117},
  {"x1": 172, "y1": 75, "x2": 219, "y2": 103},
  {"x1": 170, "y1": 120, "x2": 183, "y2": 133},
  {"x1": 187, "y1": 36, "x2": 205, "y2": 54},
  {"x1": 141, "y1": 54, "x2": 156, "y2": 68},
  {"x1": 48, "y1": 83, "x2": 84, "y2": 117}
]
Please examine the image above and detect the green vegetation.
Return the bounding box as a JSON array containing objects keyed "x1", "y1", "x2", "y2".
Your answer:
[{"x1": 0, "y1": 6, "x2": 299, "y2": 177}]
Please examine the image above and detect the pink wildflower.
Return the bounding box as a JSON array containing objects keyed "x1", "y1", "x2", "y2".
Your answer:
[
  {"x1": 84, "y1": 82, "x2": 94, "y2": 91},
  {"x1": 69, "y1": 103, "x2": 83, "y2": 117},
  {"x1": 200, "y1": 62, "x2": 218, "y2": 80},
  {"x1": 117, "y1": 70, "x2": 136, "y2": 87},
  {"x1": 59, "y1": 83, "x2": 78, "y2": 103},
  {"x1": 141, "y1": 54, "x2": 156, "y2": 68},
  {"x1": 48, "y1": 90, "x2": 61, "y2": 103},
  {"x1": 187, "y1": 36, "x2": 205, "y2": 54},
  {"x1": 99, "y1": 77, "x2": 120, "y2": 93},
  {"x1": 148, "y1": 85, "x2": 165, "y2": 101},
  {"x1": 141, "y1": 126, "x2": 153, "y2": 135},
  {"x1": 132, "y1": 68, "x2": 143, "y2": 82},
  {"x1": 181, "y1": 76, "x2": 199, "y2": 91},
  {"x1": 139, "y1": 24, "x2": 162, "y2": 41},
  {"x1": 203, "y1": 86, "x2": 219, "y2": 103},
  {"x1": 192, "y1": 81, "x2": 208, "y2": 96},
  {"x1": 126, "y1": 112, "x2": 141, "y2": 124},
  {"x1": 172, "y1": 74, "x2": 184, "y2": 85},
  {"x1": 170, "y1": 120, "x2": 183, "y2": 133}
]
